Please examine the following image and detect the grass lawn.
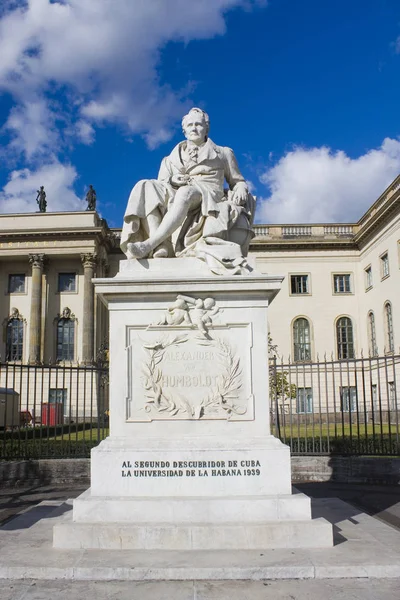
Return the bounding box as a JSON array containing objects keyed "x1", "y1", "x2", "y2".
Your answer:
[
  {"x1": 53, "y1": 427, "x2": 109, "y2": 442},
  {"x1": 278, "y1": 422, "x2": 399, "y2": 439}
]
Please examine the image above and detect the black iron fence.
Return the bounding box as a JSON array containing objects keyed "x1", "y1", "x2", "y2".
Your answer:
[
  {"x1": 0, "y1": 354, "x2": 399, "y2": 460},
  {"x1": 270, "y1": 353, "x2": 400, "y2": 455},
  {"x1": 0, "y1": 361, "x2": 109, "y2": 459}
]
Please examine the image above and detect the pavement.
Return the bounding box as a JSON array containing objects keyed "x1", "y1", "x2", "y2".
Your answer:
[
  {"x1": 0, "y1": 481, "x2": 400, "y2": 599},
  {"x1": 0, "y1": 578, "x2": 400, "y2": 600}
]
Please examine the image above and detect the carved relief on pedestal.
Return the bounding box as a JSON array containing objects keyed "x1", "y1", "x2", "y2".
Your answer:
[
  {"x1": 126, "y1": 296, "x2": 254, "y2": 422},
  {"x1": 142, "y1": 334, "x2": 245, "y2": 420},
  {"x1": 154, "y1": 295, "x2": 221, "y2": 338}
]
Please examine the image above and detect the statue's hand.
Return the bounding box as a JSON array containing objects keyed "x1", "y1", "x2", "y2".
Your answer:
[
  {"x1": 232, "y1": 182, "x2": 249, "y2": 206},
  {"x1": 170, "y1": 174, "x2": 190, "y2": 188}
]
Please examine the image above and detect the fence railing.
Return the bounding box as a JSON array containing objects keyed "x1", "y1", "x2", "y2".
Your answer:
[
  {"x1": 1, "y1": 354, "x2": 399, "y2": 460},
  {"x1": 0, "y1": 361, "x2": 109, "y2": 460},
  {"x1": 270, "y1": 353, "x2": 400, "y2": 455}
]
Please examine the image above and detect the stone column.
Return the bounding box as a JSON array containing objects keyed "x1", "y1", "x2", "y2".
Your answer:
[
  {"x1": 28, "y1": 253, "x2": 45, "y2": 363},
  {"x1": 81, "y1": 253, "x2": 97, "y2": 363}
]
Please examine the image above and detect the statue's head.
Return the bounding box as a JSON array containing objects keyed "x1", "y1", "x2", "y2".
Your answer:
[{"x1": 182, "y1": 107, "x2": 209, "y2": 144}]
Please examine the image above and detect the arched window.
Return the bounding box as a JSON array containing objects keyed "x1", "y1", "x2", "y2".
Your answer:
[
  {"x1": 336, "y1": 317, "x2": 354, "y2": 359},
  {"x1": 368, "y1": 311, "x2": 378, "y2": 356},
  {"x1": 57, "y1": 315, "x2": 75, "y2": 361},
  {"x1": 6, "y1": 315, "x2": 23, "y2": 361},
  {"x1": 384, "y1": 302, "x2": 394, "y2": 353},
  {"x1": 293, "y1": 318, "x2": 311, "y2": 361}
]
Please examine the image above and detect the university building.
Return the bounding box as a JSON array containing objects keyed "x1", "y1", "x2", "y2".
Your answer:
[{"x1": 0, "y1": 175, "x2": 399, "y2": 423}]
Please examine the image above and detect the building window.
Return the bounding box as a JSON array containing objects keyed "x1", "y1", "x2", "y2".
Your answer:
[
  {"x1": 6, "y1": 318, "x2": 23, "y2": 361},
  {"x1": 384, "y1": 302, "x2": 394, "y2": 353},
  {"x1": 371, "y1": 384, "x2": 377, "y2": 405},
  {"x1": 8, "y1": 274, "x2": 26, "y2": 294},
  {"x1": 49, "y1": 388, "x2": 67, "y2": 404},
  {"x1": 58, "y1": 273, "x2": 76, "y2": 292},
  {"x1": 297, "y1": 387, "x2": 313, "y2": 413},
  {"x1": 336, "y1": 317, "x2": 355, "y2": 359},
  {"x1": 333, "y1": 274, "x2": 351, "y2": 294},
  {"x1": 340, "y1": 386, "x2": 357, "y2": 412},
  {"x1": 365, "y1": 266, "x2": 373, "y2": 290},
  {"x1": 380, "y1": 253, "x2": 389, "y2": 279},
  {"x1": 49, "y1": 388, "x2": 68, "y2": 417},
  {"x1": 368, "y1": 311, "x2": 378, "y2": 356},
  {"x1": 293, "y1": 318, "x2": 311, "y2": 361},
  {"x1": 389, "y1": 382, "x2": 396, "y2": 411},
  {"x1": 57, "y1": 318, "x2": 75, "y2": 361},
  {"x1": 290, "y1": 274, "x2": 309, "y2": 295}
]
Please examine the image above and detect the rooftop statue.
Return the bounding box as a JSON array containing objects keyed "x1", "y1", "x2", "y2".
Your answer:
[
  {"x1": 120, "y1": 107, "x2": 255, "y2": 274},
  {"x1": 36, "y1": 186, "x2": 47, "y2": 213},
  {"x1": 86, "y1": 185, "x2": 97, "y2": 211}
]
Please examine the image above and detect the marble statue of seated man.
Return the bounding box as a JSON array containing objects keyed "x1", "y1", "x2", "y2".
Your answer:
[{"x1": 120, "y1": 107, "x2": 255, "y2": 271}]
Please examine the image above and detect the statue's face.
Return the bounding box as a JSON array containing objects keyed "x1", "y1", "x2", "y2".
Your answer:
[{"x1": 183, "y1": 113, "x2": 207, "y2": 145}]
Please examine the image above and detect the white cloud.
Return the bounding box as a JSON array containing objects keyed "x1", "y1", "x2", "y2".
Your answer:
[
  {"x1": 4, "y1": 95, "x2": 58, "y2": 159},
  {"x1": 257, "y1": 138, "x2": 400, "y2": 223},
  {"x1": 0, "y1": 0, "x2": 262, "y2": 160},
  {"x1": 0, "y1": 160, "x2": 84, "y2": 213}
]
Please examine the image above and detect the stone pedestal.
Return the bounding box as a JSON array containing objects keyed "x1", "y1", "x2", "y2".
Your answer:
[{"x1": 54, "y1": 259, "x2": 333, "y2": 550}]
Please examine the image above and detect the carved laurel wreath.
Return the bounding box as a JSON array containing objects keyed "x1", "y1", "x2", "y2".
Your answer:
[{"x1": 142, "y1": 334, "x2": 246, "y2": 420}]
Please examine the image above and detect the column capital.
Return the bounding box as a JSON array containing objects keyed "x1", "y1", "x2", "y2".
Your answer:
[
  {"x1": 28, "y1": 253, "x2": 46, "y2": 269},
  {"x1": 81, "y1": 253, "x2": 97, "y2": 269}
]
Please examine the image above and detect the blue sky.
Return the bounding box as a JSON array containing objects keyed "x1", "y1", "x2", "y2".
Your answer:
[{"x1": 1, "y1": 0, "x2": 400, "y2": 226}]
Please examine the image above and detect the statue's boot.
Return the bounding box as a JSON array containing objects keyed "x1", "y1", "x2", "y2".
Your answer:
[
  {"x1": 126, "y1": 241, "x2": 152, "y2": 259},
  {"x1": 152, "y1": 240, "x2": 174, "y2": 258}
]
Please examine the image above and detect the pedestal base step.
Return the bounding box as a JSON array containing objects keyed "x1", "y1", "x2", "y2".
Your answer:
[
  {"x1": 53, "y1": 518, "x2": 333, "y2": 550},
  {"x1": 72, "y1": 489, "x2": 312, "y2": 523}
]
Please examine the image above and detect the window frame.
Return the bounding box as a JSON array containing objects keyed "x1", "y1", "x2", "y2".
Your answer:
[
  {"x1": 388, "y1": 381, "x2": 397, "y2": 411},
  {"x1": 336, "y1": 316, "x2": 355, "y2": 360},
  {"x1": 56, "y1": 317, "x2": 75, "y2": 362},
  {"x1": 296, "y1": 387, "x2": 313, "y2": 414},
  {"x1": 340, "y1": 386, "x2": 357, "y2": 412},
  {"x1": 380, "y1": 252, "x2": 390, "y2": 280},
  {"x1": 289, "y1": 273, "x2": 311, "y2": 296},
  {"x1": 57, "y1": 272, "x2": 77, "y2": 294},
  {"x1": 7, "y1": 273, "x2": 27, "y2": 294},
  {"x1": 367, "y1": 311, "x2": 378, "y2": 356},
  {"x1": 6, "y1": 317, "x2": 24, "y2": 361},
  {"x1": 292, "y1": 317, "x2": 312, "y2": 362},
  {"x1": 49, "y1": 388, "x2": 69, "y2": 417},
  {"x1": 384, "y1": 301, "x2": 394, "y2": 353},
  {"x1": 332, "y1": 273, "x2": 352, "y2": 295},
  {"x1": 364, "y1": 265, "x2": 373, "y2": 291}
]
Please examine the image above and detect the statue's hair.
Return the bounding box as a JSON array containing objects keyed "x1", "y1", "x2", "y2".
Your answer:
[{"x1": 182, "y1": 107, "x2": 210, "y2": 134}]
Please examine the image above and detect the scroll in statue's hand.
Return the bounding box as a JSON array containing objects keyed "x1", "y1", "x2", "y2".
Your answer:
[
  {"x1": 232, "y1": 182, "x2": 249, "y2": 206},
  {"x1": 170, "y1": 174, "x2": 191, "y2": 188}
]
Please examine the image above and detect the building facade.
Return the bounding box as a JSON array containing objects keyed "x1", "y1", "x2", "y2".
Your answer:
[
  {"x1": 0, "y1": 177, "x2": 399, "y2": 425},
  {"x1": 0, "y1": 177, "x2": 399, "y2": 365}
]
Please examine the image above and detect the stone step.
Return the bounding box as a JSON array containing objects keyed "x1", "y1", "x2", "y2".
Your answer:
[
  {"x1": 72, "y1": 489, "x2": 312, "y2": 523},
  {"x1": 53, "y1": 517, "x2": 333, "y2": 550}
]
